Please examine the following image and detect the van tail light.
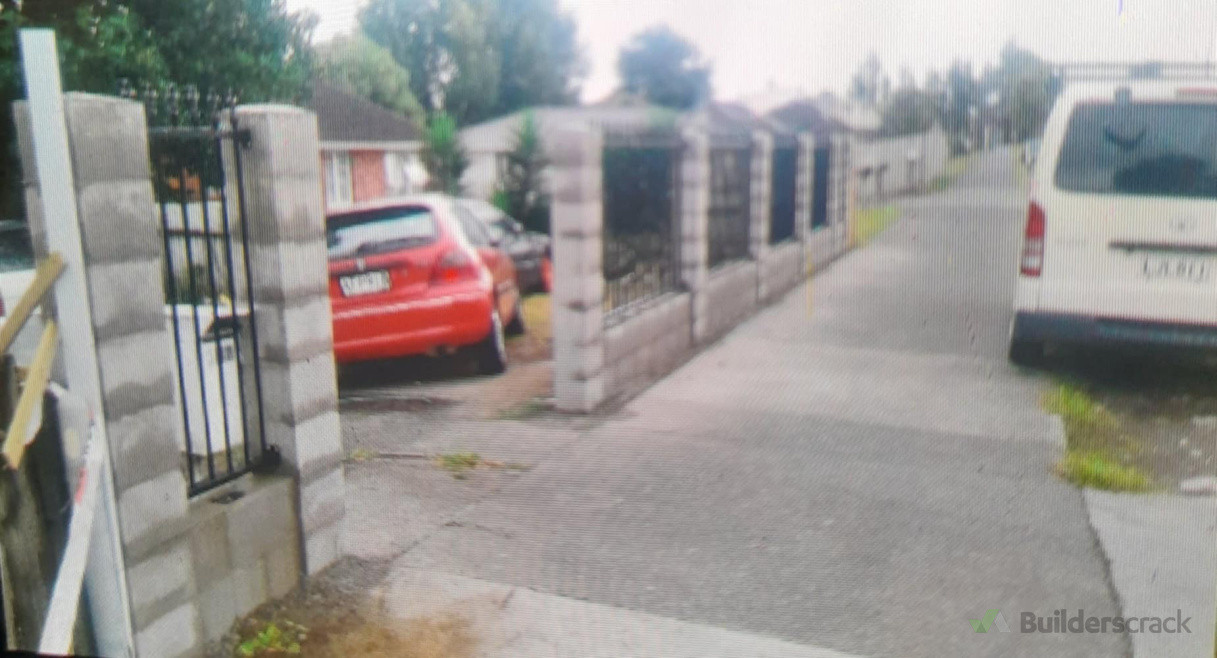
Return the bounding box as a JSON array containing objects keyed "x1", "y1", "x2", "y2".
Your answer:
[
  {"x1": 1020, "y1": 202, "x2": 1046, "y2": 277},
  {"x1": 431, "y1": 249, "x2": 482, "y2": 285}
]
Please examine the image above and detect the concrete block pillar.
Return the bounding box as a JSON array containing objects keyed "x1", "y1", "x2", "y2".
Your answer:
[
  {"x1": 233, "y1": 105, "x2": 344, "y2": 576},
  {"x1": 16, "y1": 93, "x2": 202, "y2": 656},
  {"x1": 830, "y1": 134, "x2": 848, "y2": 250},
  {"x1": 795, "y1": 133, "x2": 815, "y2": 271},
  {"x1": 679, "y1": 127, "x2": 711, "y2": 344},
  {"x1": 551, "y1": 128, "x2": 606, "y2": 413},
  {"x1": 749, "y1": 130, "x2": 773, "y2": 300}
]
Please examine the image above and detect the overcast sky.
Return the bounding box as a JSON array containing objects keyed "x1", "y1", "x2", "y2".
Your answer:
[{"x1": 285, "y1": 0, "x2": 1217, "y2": 102}]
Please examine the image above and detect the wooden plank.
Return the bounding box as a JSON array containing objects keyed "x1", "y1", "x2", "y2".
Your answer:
[
  {"x1": 2, "y1": 321, "x2": 58, "y2": 469},
  {"x1": 0, "y1": 253, "x2": 63, "y2": 357}
]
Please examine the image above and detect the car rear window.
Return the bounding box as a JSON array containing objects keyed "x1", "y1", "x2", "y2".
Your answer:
[
  {"x1": 1054, "y1": 102, "x2": 1217, "y2": 198},
  {"x1": 326, "y1": 207, "x2": 438, "y2": 260}
]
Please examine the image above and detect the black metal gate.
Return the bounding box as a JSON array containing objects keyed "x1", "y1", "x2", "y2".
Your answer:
[
  {"x1": 769, "y1": 145, "x2": 798, "y2": 243},
  {"x1": 812, "y1": 144, "x2": 832, "y2": 229},
  {"x1": 708, "y1": 140, "x2": 753, "y2": 267},
  {"x1": 124, "y1": 82, "x2": 271, "y2": 495},
  {"x1": 602, "y1": 130, "x2": 684, "y2": 317}
]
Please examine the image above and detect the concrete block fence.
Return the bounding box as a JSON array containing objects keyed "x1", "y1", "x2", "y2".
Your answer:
[
  {"x1": 16, "y1": 95, "x2": 342, "y2": 656},
  {"x1": 553, "y1": 126, "x2": 854, "y2": 413}
]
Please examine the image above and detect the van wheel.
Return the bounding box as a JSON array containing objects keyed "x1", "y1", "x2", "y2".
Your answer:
[
  {"x1": 505, "y1": 299, "x2": 526, "y2": 336},
  {"x1": 1008, "y1": 338, "x2": 1044, "y2": 367},
  {"x1": 477, "y1": 311, "x2": 508, "y2": 375}
]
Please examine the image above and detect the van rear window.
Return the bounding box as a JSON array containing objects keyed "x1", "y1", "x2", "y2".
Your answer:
[
  {"x1": 326, "y1": 207, "x2": 438, "y2": 260},
  {"x1": 1054, "y1": 102, "x2": 1217, "y2": 198}
]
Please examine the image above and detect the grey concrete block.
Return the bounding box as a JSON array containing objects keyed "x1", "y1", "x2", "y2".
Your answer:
[
  {"x1": 257, "y1": 356, "x2": 338, "y2": 434},
  {"x1": 268, "y1": 410, "x2": 342, "y2": 481},
  {"x1": 235, "y1": 105, "x2": 324, "y2": 182},
  {"x1": 109, "y1": 403, "x2": 183, "y2": 492},
  {"x1": 128, "y1": 541, "x2": 192, "y2": 629},
  {"x1": 188, "y1": 506, "x2": 232, "y2": 588},
  {"x1": 247, "y1": 241, "x2": 329, "y2": 303},
  {"x1": 299, "y1": 466, "x2": 344, "y2": 535},
  {"x1": 76, "y1": 181, "x2": 162, "y2": 264},
  {"x1": 64, "y1": 93, "x2": 152, "y2": 187},
  {"x1": 552, "y1": 304, "x2": 602, "y2": 347},
  {"x1": 135, "y1": 601, "x2": 200, "y2": 658},
  {"x1": 86, "y1": 257, "x2": 169, "y2": 342},
  {"x1": 241, "y1": 176, "x2": 326, "y2": 246},
  {"x1": 97, "y1": 330, "x2": 177, "y2": 419},
  {"x1": 197, "y1": 575, "x2": 237, "y2": 642},
  {"x1": 256, "y1": 295, "x2": 336, "y2": 364},
  {"x1": 553, "y1": 236, "x2": 602, "y2": 280},
  {"x1": 552, "y1": 169, "x2": 604, "y2": 206},
  {"x1": 549, "y1": 129, "x2": 602, "y2": 169},
  {"x1": 265, "y1": 542, "x2": 301, "y2": 599},
  {"x1": 555, "y1": 371, "x2": 605, "y2": 413},
  {"x1": 304, "y1": 517, "x2": 342, "y2": 576},
  {"x1": 230, "y1": 562, "x2": 268, "y2": 619},
  {"x1": 226, "y1": 477, "x2": 297, "y2": 568},
  {"x1": 553, "y1": 273, "x2": 604, "y2": 311},
  {"x1": 118, "y1": 470, "x2": 189, "y2": 552}
]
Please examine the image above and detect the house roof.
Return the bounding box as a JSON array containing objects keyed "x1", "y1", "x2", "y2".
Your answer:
[
  {"x1": 309, "y1": 82, "x2": 423, "y2": 144},
  {"x1": 459, "y1": 105, "x2": 681, "y2": 152},
  {"x1": 768, "y1": 100, "x2": 845, "y2": 138}
]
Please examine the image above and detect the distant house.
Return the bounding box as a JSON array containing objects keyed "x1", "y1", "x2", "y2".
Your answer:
[
  {"x1": 459, "y1": 104, "x2": 680, "y2": 200},
  {"x1": 309, "y1": 82, "x2": 428, "y2": 210}
]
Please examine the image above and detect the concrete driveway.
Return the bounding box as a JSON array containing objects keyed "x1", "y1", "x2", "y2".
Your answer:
[{"x1": 349, "y1": 148, "x2": 1129, "y2": 657}]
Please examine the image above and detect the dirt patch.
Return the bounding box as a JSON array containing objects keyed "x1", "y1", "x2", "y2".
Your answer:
[
  {"x1": 506, "y1": 293, "x2": 552, "y2": 364},
  {"x1": 1041, "y1": 347, "x2": 1217, "y2": 489},
  {"x1": 209, "y1": 557, "x2": 477, "y2": 658}
]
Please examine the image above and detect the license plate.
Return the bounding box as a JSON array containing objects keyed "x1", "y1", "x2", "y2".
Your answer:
[
  {"x1": 339, "y1": 271, "x2": 391, "y2": 296},
  {"x1": 1142, "y1": 255, "x2": 1212, "y2": 283}
]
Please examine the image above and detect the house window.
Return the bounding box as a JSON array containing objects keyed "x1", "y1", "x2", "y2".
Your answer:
[{"x1": 324, "y1": 152, "x2": 353, "y2": 207}]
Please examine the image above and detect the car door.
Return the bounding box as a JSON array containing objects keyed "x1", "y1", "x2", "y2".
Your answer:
[
  {"x1": 453, "y1": 205, "x2": 519, "y2": 322},
  {"x1": 1037, "y1": 90, "x2": 1217, "y2": 326}
]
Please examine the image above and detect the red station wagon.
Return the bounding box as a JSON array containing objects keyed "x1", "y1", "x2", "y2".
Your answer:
[{"x1": 326, "y1": 195, "x2": 523, "y2": 373}]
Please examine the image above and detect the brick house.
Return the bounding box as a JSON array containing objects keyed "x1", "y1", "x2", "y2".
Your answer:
[{"x1": 310, "y1": 82, "x2": 428, "y2": 210}]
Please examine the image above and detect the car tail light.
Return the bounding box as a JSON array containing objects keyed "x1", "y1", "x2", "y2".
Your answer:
[
  {"x1": 1020, "y1": 201, "x2": 1046, "y2": 277},
  {"x1": 431, "y1": 249, "x2": 481, "y2": 285}
]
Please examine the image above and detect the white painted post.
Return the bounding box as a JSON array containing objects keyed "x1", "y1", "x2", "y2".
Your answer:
[{"x1": 18, "y1": 29, "x2": 136, "y2": 657}]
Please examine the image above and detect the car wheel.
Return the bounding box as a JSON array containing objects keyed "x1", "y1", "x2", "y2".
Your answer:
[
  {"x1": 505, "y1": 298, "x2": 526, "y2": 336},
  {"x1": 540, "y1": 256, "x2": 553, "y2": 293},
  {"x1": 477, "y1": 310, "x2": 508, "y2": 375},
  {"x1": 1008, "y1": 338, "x2": 1044, "y2": 367}
]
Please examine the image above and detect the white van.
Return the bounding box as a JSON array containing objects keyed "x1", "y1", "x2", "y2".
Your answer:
[{"x1": 1010, "y1": 73, "x2": 1217, "y2": 364}]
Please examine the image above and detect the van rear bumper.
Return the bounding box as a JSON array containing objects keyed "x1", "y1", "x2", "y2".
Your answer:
[{"x1": 1013, "y1": 311, "x2": 1217, "y2": 349}]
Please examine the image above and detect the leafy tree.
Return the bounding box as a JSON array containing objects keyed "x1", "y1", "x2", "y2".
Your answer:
[
  {"x1": 943, "y1": 60, "x2": 978, "y2": 152},
  {"x1": 422, "y1": 112, "x2": 468, "y2": 195},
  {"x1": 0, "y1": 0, "x2": 316, "y2": 217},
  {"x1": 359, "y1": 0, "x2": 582, "y2": 126},
  {"x1": 123, "y1": 0, "x2": 315, "y2": 103},
  {"x1": 317, "y1": 34, "x2": 424, "y2": 124},
  {"x1": 849, "y1": 52, "x2": 886, "y2": 107},
  {"x1": 880, "y1": 87, "x2": 936, "y2": 137},
  {"x1": 617, "y1": 26, "x2": 710, "y2": 110},
  {"x1": 494, "y1": 111, "x2": 550, "y2": 232},
  {"x1": 994, "y1": 42, "x2": 1053, "y2": 141},
  {"x1": 491, "y1": 0, "x2": 583, "y2": 116}
]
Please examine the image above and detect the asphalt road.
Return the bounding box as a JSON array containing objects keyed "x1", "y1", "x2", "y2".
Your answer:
[{"x1": 388, "y1": 148, "x2": 1127, "y2": 657}]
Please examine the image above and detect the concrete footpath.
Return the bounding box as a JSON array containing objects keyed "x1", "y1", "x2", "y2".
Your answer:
[
  {"x1": 1085, "y1": 492, "x2": 1217, "y2": 658},
  {"x1": 344, "y1": 149, "x2": 1125, "y2": 657},
  {"x1": 377, "y1": 566, "x2": 864, "y2": 657}
]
